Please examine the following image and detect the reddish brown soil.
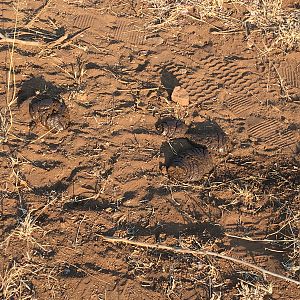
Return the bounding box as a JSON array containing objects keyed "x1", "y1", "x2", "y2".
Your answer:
[{"x1": 1, "y1": 1, "x2": 300, "y2": 299}]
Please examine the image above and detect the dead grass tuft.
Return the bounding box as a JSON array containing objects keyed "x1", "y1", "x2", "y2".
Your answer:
[
  {"x1": 0, "y1": 261, "x2": 38, "y2": 300},
  {"x1": 269, "y1": 209, "x2": 300, "y2": 275},
  {"x1": 1, "y1": 194, "x2": 59, "y2": 256},
  {"x1": 4, "y1": 211, "x2": 46, "y2": 251},
  {"x1": 237, "y1": 278, "x2": 273, "y2": 300},
  {"x1": 142, "y1": 0, "x2": 300, "y2": 50},
  {"x1": 244, "y1": 0, "x2": 300, "y2": 50},
  {"x1": 142, "y1": 0, "x2": 226, "y2": 27}
]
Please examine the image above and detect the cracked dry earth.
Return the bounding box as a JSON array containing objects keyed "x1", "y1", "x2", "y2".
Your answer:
[{"x1": 0, "y1": 0, "x2": 300, "y2": 299}]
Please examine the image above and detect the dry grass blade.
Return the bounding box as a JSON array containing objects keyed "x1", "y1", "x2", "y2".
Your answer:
[
  {"x1": 0, "y1": 261, "x2": 39, "y2": 300},
  {"x1": 0, "y1": 0, "x2": 19, "y2": 143},
  {"x1": 237, "y1": 279, "x2": 273, "y2": 300},
  {"x1": 142, "y1": 0, "x2": 300, "y2": 50},
  {"x1": 25, "y1": 0, "x2": 53, "y2": 28},
  {"x1": 1, "y1": 211, "x2": 46, "y2": 252},
  {"x1": 102, "y1": 236, "x2": 300, "y2": 285},
  {"x1": 243, "y1": 0, "x2": 300, "y2": 50}
]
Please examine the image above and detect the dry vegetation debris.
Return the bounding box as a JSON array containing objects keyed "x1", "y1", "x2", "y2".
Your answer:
[
  {"x1": 0, "y1": 0, "x2": 300, "y2": 299},
  {"x1": 143, "y1": 0, "x2": 300, "y2": 50}
]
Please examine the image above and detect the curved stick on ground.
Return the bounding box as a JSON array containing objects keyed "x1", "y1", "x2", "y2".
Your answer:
[
  {"x1": 102, "y1": 236, "x2": 300, "y2": 286},
  {"x1": 0, "y1": 32, "x2": 42, "y2": 46},
  {"x1": 0, "y1": 27, "x2": 89, "y2": 48}
]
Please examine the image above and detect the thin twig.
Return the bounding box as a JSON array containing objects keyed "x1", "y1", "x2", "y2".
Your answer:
[
  {"x1": 47, "y1": 27, "x2": 90, "y2": 49},
  {"x1": 0, "y1": 32, "x2": 42, "y2": 46},
  {"x1": 272, "y1": 62, "x2": 291, "y2": 100},
  {"x1": 0, "y1": 27, "x2": 89, "y2": 48},
  {"x1": 102, "y1": 236, "x2": 300, "y2": 286},
  {"x1": 25, "y1": 0, "x2": 52, "y2": 28},
  {"x1": 27, "y1": 128, "x2": 54, "y2": 144},
  {"x1": 225, "y1": 233, "x2": 296, "y2": 243},
  {"x1": 117, "y1": 87, "x2": 159, "y2": 92}
]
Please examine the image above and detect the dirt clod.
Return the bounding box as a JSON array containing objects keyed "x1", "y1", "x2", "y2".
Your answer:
[{"x1": 171, "y1": 86, "x2": 190, "y2": 106}]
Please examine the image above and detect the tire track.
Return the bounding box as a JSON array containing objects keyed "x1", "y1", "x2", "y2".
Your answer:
[
  {"x1": 225, "y1": 95, "x2": 257, "y2": 115},
  {"x1": 279, "y1": 62, "x2": 300, "y2": 88},
  {"x1": 153, "y1": 54, "x2": 280, "y2": 123},
  {"x1": 110, "y1": 20, "x2": 146, "y2": 45},
  {"x1": 74, "y1": 14, "x2": 96, "y2": 28},
  {"x1": 248, "y1": 119, "x2": 298, "y2": 151}
]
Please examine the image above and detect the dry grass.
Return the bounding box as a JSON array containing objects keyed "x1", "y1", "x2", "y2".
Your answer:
[
  {"x1": 142, "y1": 0, "x2": 226, "y2": 27},
  {"x1": 0, "y1": 198, "x2": 58, "y2": 298},
  {"x1": 0, "y1": 257, "x2": 57, "y2": 300},
  {"x1": 0, "y1": 1, "x2": 299, "y2": 299},
  {"x1": 0, "y1": 0, "x2": 19, "y2": 144},
  {"x1": 237, "y1": 278, "x2": 273, "y2": 300},
  {"x1": 269, "y1": 209, "x2": 300, "y2": 274},
  {"x1": 3, "y1": 211, "x2": 46, "y2": 253},
  {"x1": 243, "y1": 0, "x2": 300, "y2": 50},
  {"x1": 52, "y1": 55, "x2": 87, "y2": 91},
  {"x1": 142, "y1": 0, "x2": 300, "y2": 50},
  {"x1": 0, "y1": 108, "x2": 13, "y2": 143},
  {"x1": 70, "y1": 55, "x2": 87, "y2": 88},
  {"x1": 0, "y1": 261, "x2": 38, "y2": 300}
]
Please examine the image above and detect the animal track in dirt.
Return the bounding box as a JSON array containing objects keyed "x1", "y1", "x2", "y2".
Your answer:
[
  {"x1": 29, "y1": 96, "x2": 70, "y2": 132},
  {"x1": 157, "y1": 117, "x2": 230, "y2": 182},
  {"x1": 166, "y1": 146, "x2": 214, "y2": 182},
  {"x1": 187, "y1": 121, "x2": 230, "y2": 154},
  {"x1": 156, "y1": 117, "x2": 189, "y2": 139},
  {"x1": 157, "y1": 117, "x2": 230, "y2": 155}
]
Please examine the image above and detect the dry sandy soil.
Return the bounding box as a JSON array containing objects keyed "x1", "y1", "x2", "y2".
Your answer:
[{"x1": 0, "y1": 0, "x2": 300, "y2": 299}]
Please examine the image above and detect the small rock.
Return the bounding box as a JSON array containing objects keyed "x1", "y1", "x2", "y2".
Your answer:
[{"x1": 171, "y1": 86, "x2": 190, "y2": 106}]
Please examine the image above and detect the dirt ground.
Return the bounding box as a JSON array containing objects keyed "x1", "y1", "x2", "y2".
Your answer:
[{"x1": 0, "y1": 0, "x2": 300, "y2": 299}]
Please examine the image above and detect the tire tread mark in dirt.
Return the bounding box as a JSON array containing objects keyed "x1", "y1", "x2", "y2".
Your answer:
[
  {"x1": 279, "y1": 63, "x2": 300, "y2": 88},
  {"x1": 267, "y1": 131, "x2": 297, "y2": 149},
  {"x1": 163, "y1": 62, "x2": 190, "y2": 78},
  {"x1": 248, "y1": 119, "x2": 297, "y2": 150},
  {"x1": 111, "y1": 20, "x2": 145, "y2": 45},
  {"x1": 248, "y1": 120, "x2": 279, "y2": 138},
  {"x1": 74, "y1": 14, "x2": 96, "y2": 29},
  {"x1": 192, "y1": 55, "x2": 261, "y2": 104},
  {"x1": 198, "y1": 55, "x2": 265, "y2": 99},
  {"x1": 156, "y1": 55, "x2": 277, "y2": 110},
  {"x1": 225, "y1": 95, "x2": 256, "y2": 115}
]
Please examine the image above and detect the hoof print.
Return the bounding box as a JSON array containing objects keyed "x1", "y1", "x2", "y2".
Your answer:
[{"x1": 29, "y1": 96, "x2": 70, "y2": 132}]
